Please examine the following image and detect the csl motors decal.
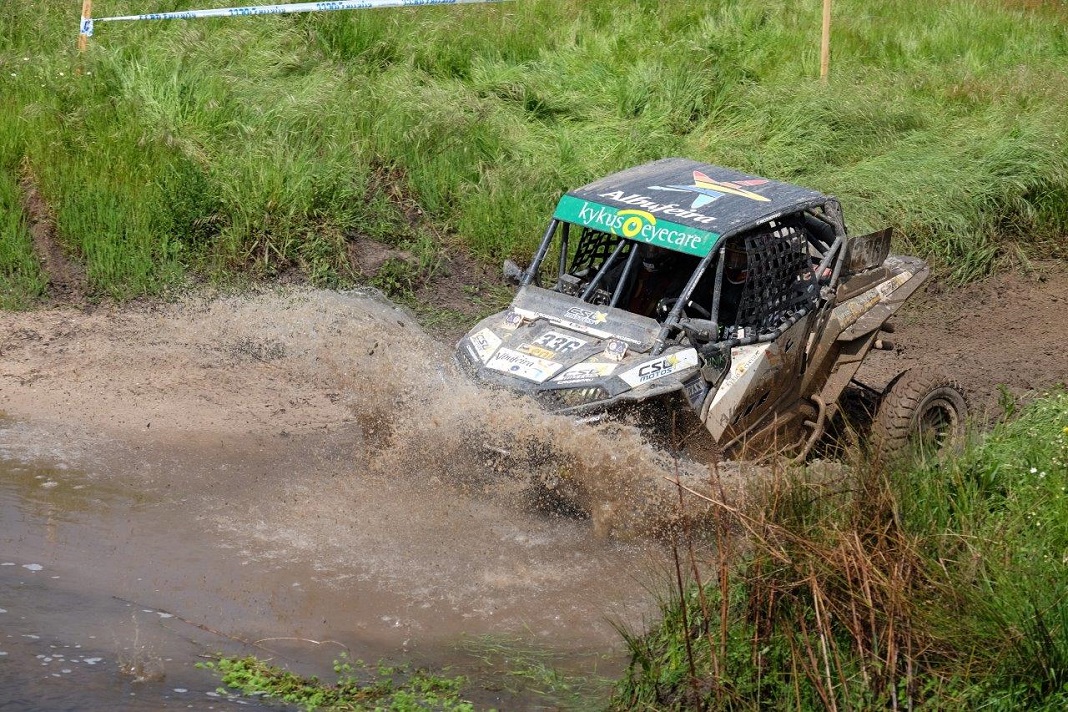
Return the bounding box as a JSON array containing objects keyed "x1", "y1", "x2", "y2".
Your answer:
[
  {"x1": 563, "y1": 306, "x2": 608, "y2": 326},
  {"x1": 619, "y1": 349, "x2": 699, "y2": 387}
]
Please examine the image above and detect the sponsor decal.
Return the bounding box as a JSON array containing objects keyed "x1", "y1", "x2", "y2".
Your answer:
[
  {"x1": 553, "y1": 362, "x2": 618, "y2": 385},
  {"x1": 553, "y1": 195, "x2": 719, "y2": 257},
  {"x1": 517, "y1": 343, "x2": 557, "y2": 360},
  {"x1": 486, "y1": 348, "x2": 563, "y2": 383},
  {"x1": 683, "y1": 376, "x2": 709, "y2": 408},
  {"x1": 469, "y1": 328, "x2": 501, "y2": 362},
  {"x1": 617, "y1": 209, "x2": 656, "y2": 238},
  {"x1": 513, "y1": 306, "x2": 633, "y2": 343},
  {"x1": 604, "y1": 338, "x2": 627, "y2": 362},
  {"x1": 502, "y1": 310, "x2": 525, "y2": 330},
  {"x1": 648, "y1": 170, "x2": 770, "y2": 209},
  {"x1": 708, "y1": 343, "x2": 768, "y2": 410},
  {"x1": 832, "y1": 271, "x2": 913, "y2": 331},
  {"x1": 619, "y1": 348, "x2": 699, "y2": 387},
  {"x1": 533, "y1": 331, "x2": 587, "y2": 355},
  {"x1": 563, "y1": 306, "x2": 608, "y2": 326}
]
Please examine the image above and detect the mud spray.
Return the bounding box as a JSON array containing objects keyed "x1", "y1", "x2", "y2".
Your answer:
[
  {"x1": 141, "y1": 288, "x2": 756, "y2": 614},
  {"x1": 216, "y1": 287, "x2": 737, "y2": 539}
]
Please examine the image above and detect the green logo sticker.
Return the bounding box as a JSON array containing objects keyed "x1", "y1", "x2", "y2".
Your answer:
[{"x1": 554, "y1": 195, "x2": 719, "y2": 257}]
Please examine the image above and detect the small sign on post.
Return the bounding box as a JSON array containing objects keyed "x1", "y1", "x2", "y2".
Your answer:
[{"x1": 78, "y1": 0, "x2": 93, "y2": 51}]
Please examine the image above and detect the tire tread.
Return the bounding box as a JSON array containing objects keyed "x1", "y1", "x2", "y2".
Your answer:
[{"x1": 870, "y1": 367, "x2": 967, "y2": 462}]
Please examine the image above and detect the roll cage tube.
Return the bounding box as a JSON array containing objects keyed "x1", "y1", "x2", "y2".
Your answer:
[
  {"x1": 652, "y1": 249, "x2": 716, "y2": 355},
  {"x1": 555, "y1": 222, "x2": 570, "y2": 289},
  {"x1": 579, "y1": 239, "x2": 628, "y2": 301},
  {"x1": 708, "y1": 244, "x2": 727, "y2": 336},
  {"x1": 528, "y1": 219, "x2": 646, "y2": 306},
  {"x1": 609, "y1": 242, "x2": 643, "y2": 309},
  {"x1": 521, "y1": 218, "x2": 560, "y2": 287}
]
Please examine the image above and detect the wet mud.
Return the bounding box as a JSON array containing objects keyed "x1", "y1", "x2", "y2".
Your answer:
[
  {"x1": 0, "y1": 289, "x2": 706, "y2": 709},
  {"x1": 0, "y1": 418, "x2": 676, "y2": 708}
]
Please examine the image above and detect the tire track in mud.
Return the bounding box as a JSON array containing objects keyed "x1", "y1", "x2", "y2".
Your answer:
[
  {"x1": 856, "y1": 260, "x2": 1068, "y2": 419},
  {"x1": 18, "y1": 165, "x2": 87, "y2": 305}
]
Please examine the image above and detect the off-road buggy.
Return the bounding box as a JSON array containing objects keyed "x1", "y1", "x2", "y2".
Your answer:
[{"x1": 456, "y1": 158, "x2": 966, "y2": 461}]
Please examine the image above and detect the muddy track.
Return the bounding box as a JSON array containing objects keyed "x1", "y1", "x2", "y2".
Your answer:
[
  {"x1": 19, "y1": 167, "x2": 87, "y2": 305},
  {"x1": 1, "y1": 260, "x2": 1065, "y2": 456},
  {"x1": 0, "y1": 260, "x2": 1064, "y2": 510},
  {"x1": 0, "y1": 288, "x2": 681, "y2": 668},
  {"x1": 1, "y1": 258, "x2": 1065, "y2": 701}
]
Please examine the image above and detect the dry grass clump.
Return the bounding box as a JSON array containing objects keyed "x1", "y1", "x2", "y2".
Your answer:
[{"x1": 612, "y1": 391, "x2": 1068, "y2": 709}]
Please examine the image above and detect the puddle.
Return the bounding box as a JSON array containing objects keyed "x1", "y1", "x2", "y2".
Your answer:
[
  {"x1": 0, "y1": 290, "x2": 726, "y2": 708},
  {"x1": 0, "y1": 417, "x2": 678, "y2": 709},
  {"x1": 0, "y1": 563, "x2": 268, "y2": 711}
]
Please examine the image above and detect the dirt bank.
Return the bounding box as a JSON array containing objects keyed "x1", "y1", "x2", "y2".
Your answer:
[{"x1": 856, "y1": 260, "x2": 1068, "y2": 418}]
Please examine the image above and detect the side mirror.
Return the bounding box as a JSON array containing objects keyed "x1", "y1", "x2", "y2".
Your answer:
[{"x1": 503, "y1": 259, "x2": 525, "y2": 286}]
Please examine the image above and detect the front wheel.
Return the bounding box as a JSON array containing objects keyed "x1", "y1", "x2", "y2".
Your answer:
[{"x1": 870, "y1": 368, "x2": 967, "y2": 463}]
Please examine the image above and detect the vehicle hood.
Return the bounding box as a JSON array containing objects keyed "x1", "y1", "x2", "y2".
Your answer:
[{"x1": 456, "y1": 286, "x2": 703, "y2": 413}]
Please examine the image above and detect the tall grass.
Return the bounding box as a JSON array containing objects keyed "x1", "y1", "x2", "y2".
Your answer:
[
  {"x1": 1, "y1": 0, "x2": 1066, "y2": 301},
  {"x1": 0, "y1": 98, "x2": 45, "y2": 307},
  {"x1": 611, "y1": 391, "x2": 1068, "y2": 709}
]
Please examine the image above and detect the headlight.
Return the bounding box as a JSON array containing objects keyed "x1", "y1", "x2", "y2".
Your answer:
[{"x1": 456, "y1": 343, "x2": 479, "y2": 369}]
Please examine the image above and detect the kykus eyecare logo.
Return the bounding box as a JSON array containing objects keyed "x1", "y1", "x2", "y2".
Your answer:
[
  {"x1": 617, "y1": 209, "x2": 655, "y2": 238},
  {"x1": 555, "y1": 196, "x2": 718, "y2": 256}
]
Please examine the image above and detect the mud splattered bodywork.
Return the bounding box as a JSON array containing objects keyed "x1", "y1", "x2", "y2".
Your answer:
[
  {"x1": 457, "y1": 158, "x2": 941, "y2": 458},
  {"x1": 458, "y1": 287, "x2": 701, "y2": 415}
]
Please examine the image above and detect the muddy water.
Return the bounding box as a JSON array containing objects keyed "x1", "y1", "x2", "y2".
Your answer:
[
  {"x1": 0, "y1": 420, "x2": 678, "y2": 709},
  {"x1": 0, "y1": 289, "x2": 724, "y2": 709}
]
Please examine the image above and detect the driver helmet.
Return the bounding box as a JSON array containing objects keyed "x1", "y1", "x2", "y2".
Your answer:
[
  {"x1": 724, "y1": 243, "x2": 748, "y2": 285},
  {"x1": 642, "y1": 244, "x2": 675, "y2": 272}
]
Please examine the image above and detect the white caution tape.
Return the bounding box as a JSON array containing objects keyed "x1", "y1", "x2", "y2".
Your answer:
[{"x1": 80, "y1": 0, "x2": 508, "y2": 37}]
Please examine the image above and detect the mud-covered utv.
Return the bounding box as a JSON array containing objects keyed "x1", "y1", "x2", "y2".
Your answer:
[{"x1": 456, "y1": 158, "x2": 965, "y2": 460}]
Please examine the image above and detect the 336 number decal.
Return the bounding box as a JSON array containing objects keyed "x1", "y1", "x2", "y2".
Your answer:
[{"x1": 534, "y1": 331, "x2": 586, "y2": 355}]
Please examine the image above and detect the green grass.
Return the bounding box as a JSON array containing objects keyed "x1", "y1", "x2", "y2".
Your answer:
[
  {"x1": 0, "y1": 97, "x2": 45, "y2": 307},
  {"x1": 1, "y1": 0, "x2": 1066, "y2": 302},
  {"x1": 611, "y1": 390, "x2": 1068, "y2": 709},
  {"x1": 201, "y1": 653, "x2": 476, "y2": 711},
  {"x1": 457, "y1": 634, "x2": 616, "y2": 710}
]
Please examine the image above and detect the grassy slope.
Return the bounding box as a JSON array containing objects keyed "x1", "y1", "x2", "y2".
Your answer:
[
  {"x1": 1, "y1": 0, "x2": 1067, "y2": 301},
  {"x1": 0, "y1": 92, "x2": 45, "y2": 307},
  {"x1": 611, "y1": 391, "x2": 1068, "y2": 710}
]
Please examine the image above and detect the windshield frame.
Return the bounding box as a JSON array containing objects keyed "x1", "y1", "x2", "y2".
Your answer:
[
  {"x1": 521, "y1": 220, "x2": 720, "y2": 355},
  {"x1": 520, "y1": 200, "x2": 849, "y2": 355}
]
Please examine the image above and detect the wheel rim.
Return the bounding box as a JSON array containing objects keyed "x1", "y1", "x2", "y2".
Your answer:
[{"x1": 914, "y1": 397, "x2": 959, "y2": 453}]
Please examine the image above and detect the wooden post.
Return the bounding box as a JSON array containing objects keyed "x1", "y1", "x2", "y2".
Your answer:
[
  {"x1": 820, "y1": 0, "x2": 831, "y2": 83},
  {"x1": 78, "y1": 0, "x2": 93, "y2": 51}
]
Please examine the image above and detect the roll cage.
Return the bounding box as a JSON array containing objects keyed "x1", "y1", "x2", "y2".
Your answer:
[{"x1": 520, "y1": 201, "x2": 850, "y2": 355}]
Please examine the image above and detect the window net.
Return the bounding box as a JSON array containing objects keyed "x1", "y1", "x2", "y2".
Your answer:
[{"x1": 735, "y1": 220, "x2": 819, "y2": 334}]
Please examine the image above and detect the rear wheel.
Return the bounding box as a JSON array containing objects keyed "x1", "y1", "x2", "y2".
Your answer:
[{"x1": 871, "y1": 368, "x2": 967, "y2": 463}]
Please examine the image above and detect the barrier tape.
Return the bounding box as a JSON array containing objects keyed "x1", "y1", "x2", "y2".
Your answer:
[{"x1": 80, "y1": 0, "x2": 508, "y2": 38}]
